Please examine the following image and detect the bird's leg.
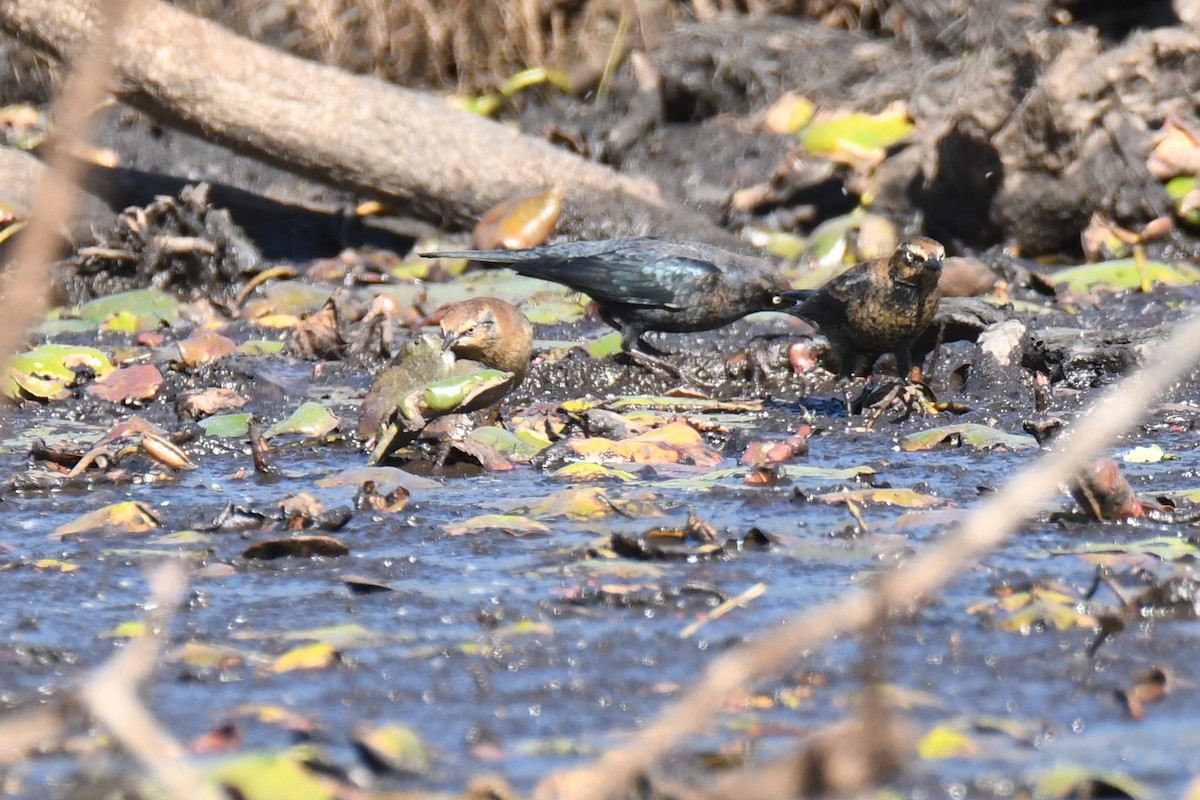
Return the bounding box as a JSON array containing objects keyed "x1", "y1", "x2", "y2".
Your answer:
[
  {"x1": 625, "y1": 348, "x2": 683, "y2": 379},
  {"x1": 861, "y1": 352, "x2": 940, "y2": 426},
  {"x1": 634, "y1": 334, "x2": 672, "y2": 358}
]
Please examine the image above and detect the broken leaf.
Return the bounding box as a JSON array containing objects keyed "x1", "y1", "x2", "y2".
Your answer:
[
  {"x1": 567, "y1": 421, "x2": 723, "y2": 466},
  {"x1": 4, "y1": 344, "x2": 114, "y2": 401}
]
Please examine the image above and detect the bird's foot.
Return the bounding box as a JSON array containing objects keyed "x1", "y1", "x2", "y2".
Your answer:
[
  {"x1": 857, "y1": 379, "x2": 941, "y2": 426},
  {"x1": 626, "y1": 350, "x2": 718, "y2": 390}
]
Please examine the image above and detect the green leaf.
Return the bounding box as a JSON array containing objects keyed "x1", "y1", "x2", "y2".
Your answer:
[
  {"x1": 238, "y1": 340, "x2": 286, "y2": 356},
  {"x1": 798, "y1": 105, "x2": 913, "y2": 165},
  {"x1": 1034, "y1": 764, "x2": 1150, "y2": 800},
  {"x1": 198, "y1": 413, "x2": 252, "y2": 438},
  {"x1": 901, "y1": 423, "x2": 1037, "y2": 452},
  {"x1": 1122, "y1": 444, "x2": 1175, "y2": 463},
  {"x1": 206, "y1": 747, "x2": 335, "y2": 800},
  {"x1": 263, "y1": 402, "x2": 339, "y2": 439},
  {"x1": 1050, "y1": 259, "x2": 1200, "y2": 292},
  {"x1": 4, "y1": 344, "x2": 114, "y2": 400},
  {"x1": 76, "y1": 289, "x2": 179, "y2": 331}
]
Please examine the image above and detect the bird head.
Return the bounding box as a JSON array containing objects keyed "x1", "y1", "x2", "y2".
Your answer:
[
  {"x1": 890, "y1": 238, "x2": 945, "y2": 285},
  {"x1": 439, "y1": 297, "x2": 533, "y2": 378}
]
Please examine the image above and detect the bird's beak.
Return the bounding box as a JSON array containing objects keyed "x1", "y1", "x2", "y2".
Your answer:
[
  {"x1": 441, "y1": 331, "x2": 460, "y2": 353},
  {"x1": 927, "y1": 255, "x2": 944, "y2": 273}
]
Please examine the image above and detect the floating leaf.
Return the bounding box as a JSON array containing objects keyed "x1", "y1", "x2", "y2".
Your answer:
[
  {"x1": 470, "y1": 426, "x2": 546, "y2": 460},
  {"x1": 52, "y1": 501, "x2": 160, "y2": 539},
  {"x1": 1122, "y1": 444, "x2": 1175, "y2": 463},
  {"x1": 444, "y1": 514, "x2": 551, "y2": 537},
  {"x1": 968, "y1": 584, "x2": 1097, "y2": 633},
  {"x1": 1051, "y1": 536, "x2": 1200, "y2": 563},
  {"x1": 238, "y1": 340, "x2": 286, "y2": 356},
  {"x1": 263, "y1": 402, "x2": 339, "y2": 439},
  {"x1": 316, "y1": 466, "x2": 439, "y2": 494},
  {"x1": 917, "y1": 725, "x2": 979, "y2": 759},
  {"x1": 402, "y1": 369, "x2": 512, "y2": 419},
  {"x1": 30, "y1": 558, "x2": 78, "y2": 572},
  {"x1": 351, "y1": 723, "x2": 430, "y2": 775},
  {"x1": 206, "y1": 747, "x2": 337, "y2": 800},
  {"x1": 567, "y1": 421, "x2": 723, "y2": 466},
  {"x1": 4, "y1": 344, "x2": 114, "y2": 401},
  {"x1": 798, "y1": 103, "x2": 913, "y2": 168},
  {"x1": 85, "y1": 363, "x2": 163, "y2": 404},
  {"x1": 814, "y1": 487, "x2": 947, "y2": 508},
  {"x1": 272, "y1": 642, "x2": 339, "y2": 673},
  {"x1": 550, "y1": 463, "x2": 636, "y2": 482},
  {"x1": 901, "y1": 423, "x2": 1037, "y2": 452},
  {"x1": 1035, "y1": 764, "x2": 1150, "y2": 800},
  {"x1": 1050, "y1": 258, "x2": 1200, "y2": 292},
  {"x1": 472, "y1": 188, "x2": 562, "y2": 251},
  {"x1": 199, "y1": 413, "x2": 252, "y2": 438}
]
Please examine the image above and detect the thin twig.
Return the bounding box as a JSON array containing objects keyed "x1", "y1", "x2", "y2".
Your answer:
[
  {"x1": 537, "y1": 310, "x2": 1200, "y2": 800},
  {"x1": 0, "y1": 0, "x2": 128, "y2": 370},
  {"x1": 79, "y1": 560, "x2": 225, "y2": 800}
]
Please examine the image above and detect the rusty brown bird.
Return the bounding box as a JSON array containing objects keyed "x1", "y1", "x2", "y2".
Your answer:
[
  {"x1": 773, "y1": 238, "x2": 945, "y2": 379},
  {"x1": 358, "y1": 297, "x2": 533, "y2": 464}
]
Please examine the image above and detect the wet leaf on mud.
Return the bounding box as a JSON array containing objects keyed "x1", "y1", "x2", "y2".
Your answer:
[
  {"x1": 238, "y1": 340, "x2": 286, "y2": 356},
  {"x1": 52, "y1": 500, "x2": 161, "y2": 539},
  {"x1": 76, "y1": 288, "x2": 179, "y2": 331},
  {"x1": 444, "y1": 514, "x2": 552, "y2": 537},
  {"x1": 585, "y1": 331, "x2": 624, "y2": 358},
  {"x1": 1034, "y1": 764, "x2": 1150, "y2": 800},
  {"x1": 240, "y1": 536, "x2": 349, "y2": 559},
  {"x1": 469, "y1": 425, "x2": 547, "y2": 461},
  {"x1": 257, "y1": 280, "x2": 334, "y2": 316},
  {"x1": 1050, "y1": 536, "x2": 1200, "y2": 563},
  {"x1": 85, "y1": 363, "x2": 163, "y2": 404},
  {"x1": 1122, "y1": 444, "x2": 1175, "y2": 463},
  {"x1": 472, "y1": 187, "x2": 562, "y2": 251},
  {"x1": 521, "y1": 297, "x2": 587, "y2": 325},
  {"x1": 263, "y1": 402, "x2": 339, "y2": 439},
  {"x1": 170, "y1": 641, "x2": 250, "y2": 671},
  {"x1": 1050, "y1": 258, "x2": 1200, "y2": 292},
  {"x1": 316, "y1": 466, "x2": 439, "y2": 493},
  {"x1": 745, "y1": 228, "x2": 807, "y2": 260},
  {"x1": 206, "y1": 747, "x2": 337, "y2": 800},
  {"x1": 567, "y1": 420, "x2": 723, "y2": 466},
  {"x1": 813, "y1": 487, "x2": 947, "y2": 508},
  {"x1": 103, "y1": 620, "x2": 147, "y2": 638},
  {"x1": 272, "y1": 642, "x2": 339, "y2": 673},
  {"x1": 4, "y1": 344, "x2": 114, "y2": 401},
  {"x1": 29, "y1": 558, "x2": 78, "y2": 572},
  {"x1": 550, "y1": 463, "x2": 637, "y2": 482},
  {"x1": 199, "y1": 413, "x2": 252, "y2": 438},
  {"x1": 740, "y1": 426, "x2": 810, "y2": 466},
  {"x1": 177, "y1": 328, "x2": 237, "y2": 366},
  {"x1": 351, "y1": 723, "x2": 430, "y2": 776},
  {"x1": 967, "y1": 583, "x2": 1097, "y2": 633},
  {"x1": 522, "y1": 487, "x2": 664, "y2": 521},
  {"x1": 179, "y1": 387, "x2": 248, "y2": 418},
  {"x1": 797, "y1": 102, "x2": 913, "y2": 168},
  {"x1": 603, "y1": 396, "x2": 763, "y2": 413},
  {"x1": 901, "y1": 423, "x2": 1037, "y2": 452},
  {"x1": 764, "y1": 93, "x2": 815, "y2": 134},
  {"x1": 403, "y1": 369, "x2": 513, "y2": 419},
  {"x1": 656, "y1": 463, "x2": 874, "y2": 490}
]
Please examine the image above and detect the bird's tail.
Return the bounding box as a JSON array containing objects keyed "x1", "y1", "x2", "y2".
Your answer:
[{"x1": 420, "y1": 249, "x2": 530, "y2": 264}]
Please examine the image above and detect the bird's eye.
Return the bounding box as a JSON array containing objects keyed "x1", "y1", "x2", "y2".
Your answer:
[{"x1": 771, "y1": 295, "x2": 785, "y2": 306}]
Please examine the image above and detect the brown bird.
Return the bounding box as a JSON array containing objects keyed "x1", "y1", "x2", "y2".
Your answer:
[
  {"x1": 773, "y1": 238, "x2": 945, "y2": 379},
  {"x1": 358, "y1": 297, "x2": 533, "y2": 464},
  {"x1": 422, "y1": 238, "x2": 788, "y2": 374}
]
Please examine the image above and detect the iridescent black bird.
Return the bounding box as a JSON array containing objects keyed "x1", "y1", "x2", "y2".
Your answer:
[
  {"x1": 422, "y1": 238, "x2": 788, "y2": 374},
  {"x1": 773, "y1": 238, "x2": 945, "y2": 379}
]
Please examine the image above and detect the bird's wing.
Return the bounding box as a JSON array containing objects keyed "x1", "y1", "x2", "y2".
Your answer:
[
  {"x1": 556, "y1": 252, "x2": 722, "y2": 309},
  {"x1": 819, "y1": 267, "x2": 873, "y2": 304}
]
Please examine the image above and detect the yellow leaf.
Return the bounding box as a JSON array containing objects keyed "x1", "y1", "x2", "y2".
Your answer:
[
  {"x1": 272, "y1": 642, "x2": 338, "y2": 673},
  {"x1": 52, "y1": 501, "x2": 161, "y2": 539},
  {"x1": 918, "y1": 726, "x2": 978, "y2": 759}
]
